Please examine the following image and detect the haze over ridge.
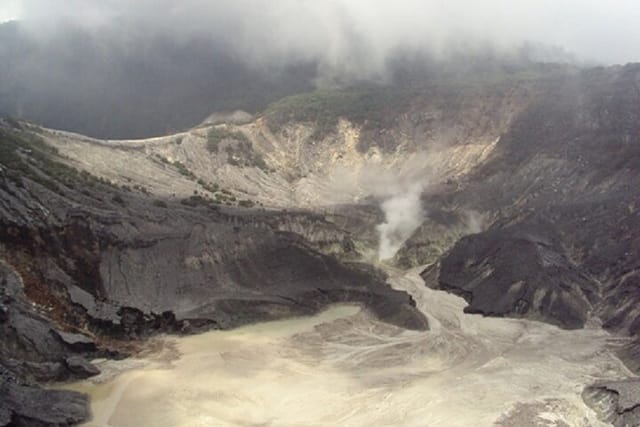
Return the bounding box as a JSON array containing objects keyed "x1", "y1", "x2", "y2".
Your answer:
[{"x1": 4, "y1": 0, "x2": 640, "y2": 68}]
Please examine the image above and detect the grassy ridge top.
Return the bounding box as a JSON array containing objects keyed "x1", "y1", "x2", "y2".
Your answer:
[
  {"x1": 0, "y1": 122, "x2": 116, "y2": 193},
  {"x1": 261, "y1": 64, "x2": 577, "y2": 139},
  {"x1": 263, "y1": 87, "x2": 414, "y2": 138}
]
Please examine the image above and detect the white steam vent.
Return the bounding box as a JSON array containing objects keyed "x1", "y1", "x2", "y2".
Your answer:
[{"x1": 376, "y1": 183, "x2": 424, "y2": 260}]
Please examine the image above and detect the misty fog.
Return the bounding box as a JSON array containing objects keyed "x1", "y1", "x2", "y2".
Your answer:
[
  {"x1": 1, "y1": 1, "x2": 640, "y2": 138},
  {"x1": 7, "y1": 0, "x2": 640, "y2": 66}
]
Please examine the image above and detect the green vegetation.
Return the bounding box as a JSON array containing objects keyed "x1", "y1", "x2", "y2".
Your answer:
[
  {"x1": 197, "y1": 179, "x2": 219, "y2": 193},
  {"x1": 0, "y1": 124, "x2": 261, "y2": 210},
  {"x1": 206, "y1": 127, "x2": 268, "y2": 171},
  {"x1": 184, "y1": 186, "x2": 235, "y2": 206},
  {"x1": 214, "y1": 192, "x2": 236, "y2": 204},
  {"x1": 195, "y1": 179, "x2": 255, "y2": 207},
  {"x1": 155, "y1": 154, "x2": 197, "y2": 180},
  {"x1": 263, "y1": 87, "x2": 413, "y2": 139},
  {"x1": 262, "y1": 73, "x2": 567, "y2": 141},
  {"x1": 225, "y1": 141, "x2": 268, "y2": 170},
  {"x1": 180, "y1": 195, "x2": 219, "y2": 210},
  {"x1": 0, "y1": 126, "x2": 117, "y2": 193},
  {"x1": 156, "y1": 154, "x2": 170, "y2": 164},
  {"x1": 133, "y1": 184, "x2": 149, "y2": 194},
  {"x1": 206, "y1": 128, "x2": 250, "y2": 153},
  {"x1": 171, "y1": 160, "x2": 196, "y2": 180}
]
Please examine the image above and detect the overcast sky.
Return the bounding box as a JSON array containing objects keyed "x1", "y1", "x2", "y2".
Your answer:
[{"x1": 1, "y1": 0, "x2": 640, "y2": 66}]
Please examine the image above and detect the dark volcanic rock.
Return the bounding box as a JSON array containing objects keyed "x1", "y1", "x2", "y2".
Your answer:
[
  {"x1": 0, "y1": 382, "x2": 89, "y2": 427},
  {"x1": 98, "y1": 229, "x2": 427, "y2": 331},
  {"x1": 411, "y1": 66, "x2": 640, "y2": 367},
  {"x1": 432, "y1": 219, "x2": 598, "y2": 329},
  {"x1": 52, "y1": 330, "x2": 96, "y2": 352},
  {"x1": 0, "y1": 407, "x2": 10, "y2": 426},
  {"x1": 0, "y1": 262, "x2": 92, "y2": 424},
  {"x1": 618, "y1": 340, "x2": 640, "y2": 375},
  {"x1": 582, "y1": 378, "x2": 640, "y2": 427},
  {"x1": 64, "y1": 356, "x2": 100, "y2": 378},
  {"x1": 3, "y1": 360, "x2": 66, "y2": 383},
  {"x1": 0, "y1": 125, "x2": 428, "y2": 335},
  {"x1": 0, "y1": 124, "x2": 429, "y2": 425},
  {"x1": 0, "y1": 304, "x2": 7, "y2": 323},
  {"x1": 412, "y1": 67, "x2": 640, "y2": 424},
  {"x1": 2, "y1": 64, "x2": 640, "y2": 422},
  {"x1": 0, "y1": 263, "x2": 78, "y2": 369}
]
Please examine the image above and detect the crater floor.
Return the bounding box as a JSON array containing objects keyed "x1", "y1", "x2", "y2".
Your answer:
[{"x1": 63, "y1": 268, "x2": 631, "y2": 427}]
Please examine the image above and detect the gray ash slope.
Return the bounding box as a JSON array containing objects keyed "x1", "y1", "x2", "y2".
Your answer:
[
  {"x1": 411, "y1": 65, "x2": 640, "y2": 425},
  {"x1": 418, "y1": 65, "x2": 640, "y2": 347},
  {"x1": 0, "y1": 63, "x2": 639, "y2": 426},
  {"x1": 0, "y1": 123, "x2": 426, "y2": 425}
]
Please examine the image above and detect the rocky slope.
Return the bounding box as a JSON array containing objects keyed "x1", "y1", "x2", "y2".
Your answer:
[
  {"x1": 419, "y1": 65, "x2": 640, "y2": 342},
  {"x1": 1, "y1": 63, "x2": 639, "y2": 425},
  {"x1": 416, "y1": 64, "x2": 640, "y2": 425},
  {"x1": 0, "y1": 122, "x2": 427, "y2": 425},
  {"x1": 37, "y1": 76, "x2": 538, "y2": 210},
  {"x1": 583, "y1": 379, "x2": 640, "y2": 427}
]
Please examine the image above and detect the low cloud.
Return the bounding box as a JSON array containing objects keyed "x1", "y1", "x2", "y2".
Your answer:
[{"x1": 8, "y1": 0, "x2": 640, "y2": 75}]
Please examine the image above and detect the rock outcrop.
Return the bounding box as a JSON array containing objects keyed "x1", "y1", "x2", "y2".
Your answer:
[
  {"x1": 0, "y1": 382, "x2": 89, "y2": 427},
  {"x1": 408, "y1": 64, "x2": 640, "y2": 346},
  {"x1": 1, "y1": 63, "x2": 640, "y2": 425},
  {"x1": 433, "y1": 219, "x2": 599, "y2": 329},
  {"x1": 409, "y1": 65, "x2": 640, "y2": 423},
  {"x1": 0, "y1": 121, "x2": 427, "y2": 425},
  {"x1": 582, "y1": 379, "x2": 640, "y2": 427},
  {"x1": 0, "y1": 262, "x2": 94, "y2": 424}
]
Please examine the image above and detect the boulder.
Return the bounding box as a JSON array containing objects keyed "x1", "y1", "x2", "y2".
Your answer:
[
  {"x1": 51, "y1": 330, "x2": 96, "y2": 352},
  {"x1": 0, "y1": 382, "x2": 89, "y2": 427},
  {"x1": 64, "y1": 356, "x2": 100, "y2": 378}
]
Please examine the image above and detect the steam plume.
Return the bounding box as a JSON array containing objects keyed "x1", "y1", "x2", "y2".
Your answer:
[{"x1": 376, "y1": 183, "x2": 424, "y2": 260}]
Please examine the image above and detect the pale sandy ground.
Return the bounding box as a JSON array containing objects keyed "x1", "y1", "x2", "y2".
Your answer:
[{"x1": 63, "y1": 268, "x2": 634, "y2": 427}]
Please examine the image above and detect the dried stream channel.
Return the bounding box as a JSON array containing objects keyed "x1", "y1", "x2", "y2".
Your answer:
[{"x1": 61, "y1": 268, "x2": 632, "y2": 427}]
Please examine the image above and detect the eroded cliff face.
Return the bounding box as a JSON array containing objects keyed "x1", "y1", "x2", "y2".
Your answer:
[
  {"x1": 1, "y1": 64, "x2": 639, "y2": 425},
  {"x1": 413, "y1": 65, "x2": 640, "y2": 426},
  {"x1": 420, "y1": 66, "x2": 640, "y2": 342},
  {"x1": 40, "y1": 78, "x2": 534, "y2": 210},
  {"x1": 0, "y1": 122, "x2": 427, "y2": 425}
]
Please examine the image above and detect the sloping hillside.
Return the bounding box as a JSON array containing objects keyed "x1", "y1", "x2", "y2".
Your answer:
[{"x1": 1, "y1": 64, "x2": 639, "y2": 425}]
